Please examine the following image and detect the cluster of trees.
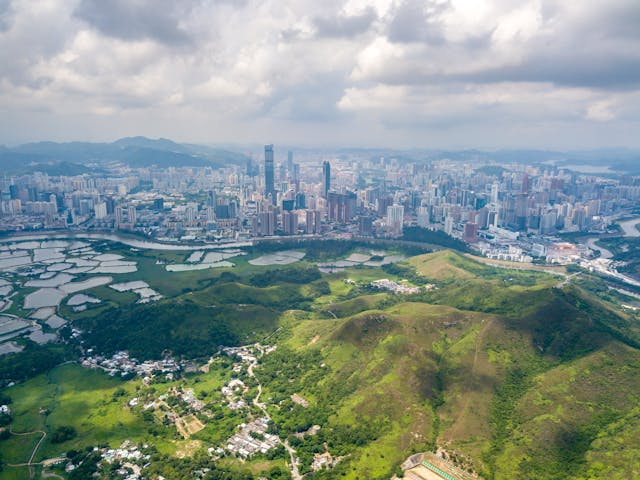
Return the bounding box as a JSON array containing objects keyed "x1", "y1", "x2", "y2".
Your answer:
[
  {"x1": 77, "y1": 300, "x2": 239, "y2": 359},
  {"x1": 51, "y1": 425, "x2": 77, "y2": 443},
  {"x1": 248, "y1": 267, "x2": 322, "y2": 287},
  {"x1": 0, "y1": 344, "x2": 68, "y2": 384},
  {"x1": 381, "y1": 262, "x2": 431, "y2": 285},
  {"x1": 401, "y1": 226, "x2": 469, "y2": 251}
]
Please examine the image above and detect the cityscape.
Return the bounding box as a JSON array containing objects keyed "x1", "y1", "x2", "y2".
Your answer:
[
  {"x1": 1, "y1": 140, "x2": 639, "y2": 282},
  {"x1": 1, "y1": 1, "x2": 640, "y2": 479}
]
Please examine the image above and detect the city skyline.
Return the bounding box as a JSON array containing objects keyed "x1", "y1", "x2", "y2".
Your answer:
[{"x1": 0, "y1": 1, "x2": 639, "y2": 149}]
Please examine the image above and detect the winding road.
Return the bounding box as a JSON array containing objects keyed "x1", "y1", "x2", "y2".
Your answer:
[
  {"x1": 7, "y1": 428, "x2": 47, "y2": 479},
  {"x1": 247, "y1": 354, "x2": 302, "y2": 480}
]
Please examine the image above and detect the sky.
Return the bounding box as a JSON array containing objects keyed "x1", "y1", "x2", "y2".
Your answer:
[{"x1": 0, "y1": 0, "x2": 639, "y2": 149}]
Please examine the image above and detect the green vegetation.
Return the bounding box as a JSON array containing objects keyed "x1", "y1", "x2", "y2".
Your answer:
[
  {"x1": 0, "y1": 344, "x2": 70, "y2": 385},
  {"x1": 2, "y1": 247, "x2": 640, "y2": 480},
  {"x1": 401, "y1": 226, "x2": 470, "y2": 251}
]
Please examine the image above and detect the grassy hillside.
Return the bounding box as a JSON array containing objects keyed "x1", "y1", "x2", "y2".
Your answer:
[
  {"x1": 2, "y1": 250, "x2": 639, "y2": 479},
  {"x1": 258, "y1": 251, "x2": 640, "y2": 479}
]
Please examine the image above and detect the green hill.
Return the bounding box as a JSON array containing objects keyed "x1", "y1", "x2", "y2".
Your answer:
[
  {"x1": 2, "y1": 250, "x2": 640, "y2": 479},
  {"x1": 259, "y1": 251, "x2": 640, "y2": 479}
]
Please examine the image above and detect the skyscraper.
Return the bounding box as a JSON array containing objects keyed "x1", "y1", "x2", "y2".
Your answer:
[
  {"x1": 287, "y1": 151, "x2": 293, "y2": 174},
  {"x1": 282, "y1": 210, "x2": 298, "y2": 235},
  {"x1": 264, "y1": 144, "x2": 275, "y2": 204},
  {"x1": 386, "y1": 204, "x2": 404, "y2": 237},
  {"x1": 322, "y1": 160, "x2": 331, "y2": 198}
]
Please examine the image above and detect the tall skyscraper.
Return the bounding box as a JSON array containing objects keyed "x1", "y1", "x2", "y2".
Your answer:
[
  {"x1": 287, "y1": 151, "x2": 294, "y2": 174},
  {"x1": 206, "y1": 190, "x2": 216, "y2": 208},
  {"x1": 264, "y1": 144, "x2": 275, "y2": 204},
  {"x1": 322, "y1": 160, "x2": 331, "y2": 198},
  {"x1": 386, "y1": 204, "x2": 404, "y2": 237}
]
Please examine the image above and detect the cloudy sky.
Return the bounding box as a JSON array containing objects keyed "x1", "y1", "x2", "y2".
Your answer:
[{"x1": 0, "y1": 0, "x2": 639, "y2": 148}]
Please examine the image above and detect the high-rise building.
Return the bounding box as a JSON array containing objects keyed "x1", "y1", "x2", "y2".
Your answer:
[
  {"x1": 386, "y1": 204, "x2": 404, "y2": 237},
  {"x1": 282, "y1": 210, "x2": 298, "y2": 235},
  {"x1": 253, "y1": 211, "x2": 276, "y2": 236},
  {"x1": 287, "y1": 151, "x2": 294, "y2": 174},
  {"x1": 264, "y1": 144, "x2": 275, "y2": 204},
  {"x1": 417, "y1": 206, "x2": 430, "y2": 228},
  {"x1": 463, "y1": 222, "x2": 479, "y2": 242},
  {"x1": 185, "y1": 203, "x2": 197, "y2": 223},
  {"x1": 94, "y1": 202, "x2": 107, "y2": 220},
  {"x1": 206, "y1": 190, "x2": 216, "y2": 208},
  {"x1": 127, "y1": 205, "x2": 137, "y2": 225},
  {"x1": 305, "y1": 210, "x2": 321, "y2": 234},
  {"x1": 444, "y1": 215, "x2": 454, "y2": 235},
  {"x1": 292, "y1": 163, "x2": 300, "y2": 191},
  {"x1": 206, "y1": 206, "x2": 216, "y2": 223},
  {"x1": 358, "y1": 215, "x2": 373, "y2": 237},
  {"x1": 322, "y1": 161, "x2": 331, "y2": 198},
  {"x1": 491, "y1": 182, "x2": 499, "y2": 205},
  {"x1": 327, "y1": 191, "x2": 357, "y2": 223}
]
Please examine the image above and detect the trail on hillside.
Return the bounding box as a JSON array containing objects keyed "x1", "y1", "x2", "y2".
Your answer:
[{"x1": 7, "y1": 427, "x2": 47, "y2": 479}]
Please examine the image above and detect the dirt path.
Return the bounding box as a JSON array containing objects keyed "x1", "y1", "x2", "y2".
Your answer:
[{"x1": 7, "y1": 428, "x2": 47, "y2": 479}]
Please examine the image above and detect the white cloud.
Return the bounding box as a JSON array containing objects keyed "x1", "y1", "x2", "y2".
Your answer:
[
  {"x1": 0, "y1": 0, "x2": 638, "y2": 147},
  {"x1": 586, "y1": 100, "x2": 617, "y2": 122}
]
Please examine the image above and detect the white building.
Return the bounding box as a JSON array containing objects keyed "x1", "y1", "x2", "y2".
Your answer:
[{"x1": 94, "y1": 201, "x2": 107, "y2": 219}]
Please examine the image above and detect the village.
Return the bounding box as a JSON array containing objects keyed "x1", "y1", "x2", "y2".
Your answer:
[{"x1": 81, "y1": 350, "x2": 181, "y2": 380}]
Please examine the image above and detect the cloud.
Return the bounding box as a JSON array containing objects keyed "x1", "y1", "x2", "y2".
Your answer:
[
  {"x1": 0, "y1": 0, "x2": 639, "y2": 148},
  {"x1": 387, "y1": 0, "x2": 449, "y2": 44},
  {"x1": 73, "y1": 0, "x2": 198, "y2": 47},
  {"x1": 313, "y1": 6, "x2": 377, "y2": 38},
  {"x1": 586, "y1": 100, "x2": 617, "y2": 122},
  {"x1": 0, "y1": 0, "x2": 13, "y2": 32}
]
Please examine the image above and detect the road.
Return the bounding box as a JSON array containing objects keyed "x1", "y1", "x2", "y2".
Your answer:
[
  {"x1": 556, "y1": 272, "x2": 580, "y2": 289},
  {"x1": 247, "y1": 352, "x2": 302, "y2": 480},
  {"x1": 7, "y1": 428, "x2": 47, "y2": 479}
]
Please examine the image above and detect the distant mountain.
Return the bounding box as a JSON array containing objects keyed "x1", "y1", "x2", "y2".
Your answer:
[
  {"x1": 0, "y1": 137, "x2": 253, "y2": 173},
  {"x1": 113, "y1": 136, "x2": 191, "y2": 153},
  {"x1": 1, "y1": 139, "x2": 638, "y2": 175}
]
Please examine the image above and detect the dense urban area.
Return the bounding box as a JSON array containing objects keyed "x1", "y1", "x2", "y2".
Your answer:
[
  {"x1": 1, "y1": 140, "x2": 640, "y2": 480},
  {"x1": 2, "y1": 142, "x2": 640, "y2": 269}
]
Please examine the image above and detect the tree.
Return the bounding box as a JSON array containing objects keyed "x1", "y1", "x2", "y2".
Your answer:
[{"x1": 51, "y1": 425, "x2": 77, "y2": 443}]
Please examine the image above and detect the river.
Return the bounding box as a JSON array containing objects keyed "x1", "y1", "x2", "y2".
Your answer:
[
  {"x1": 0, "y1": 232, "x2": 253, "y2": 251},
  {"x1": 585, "y1": 237, "x2": 613, "y2": 259},
  {"x1": 618, "y1": 217, "x2": 640, "y2": 238}
]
